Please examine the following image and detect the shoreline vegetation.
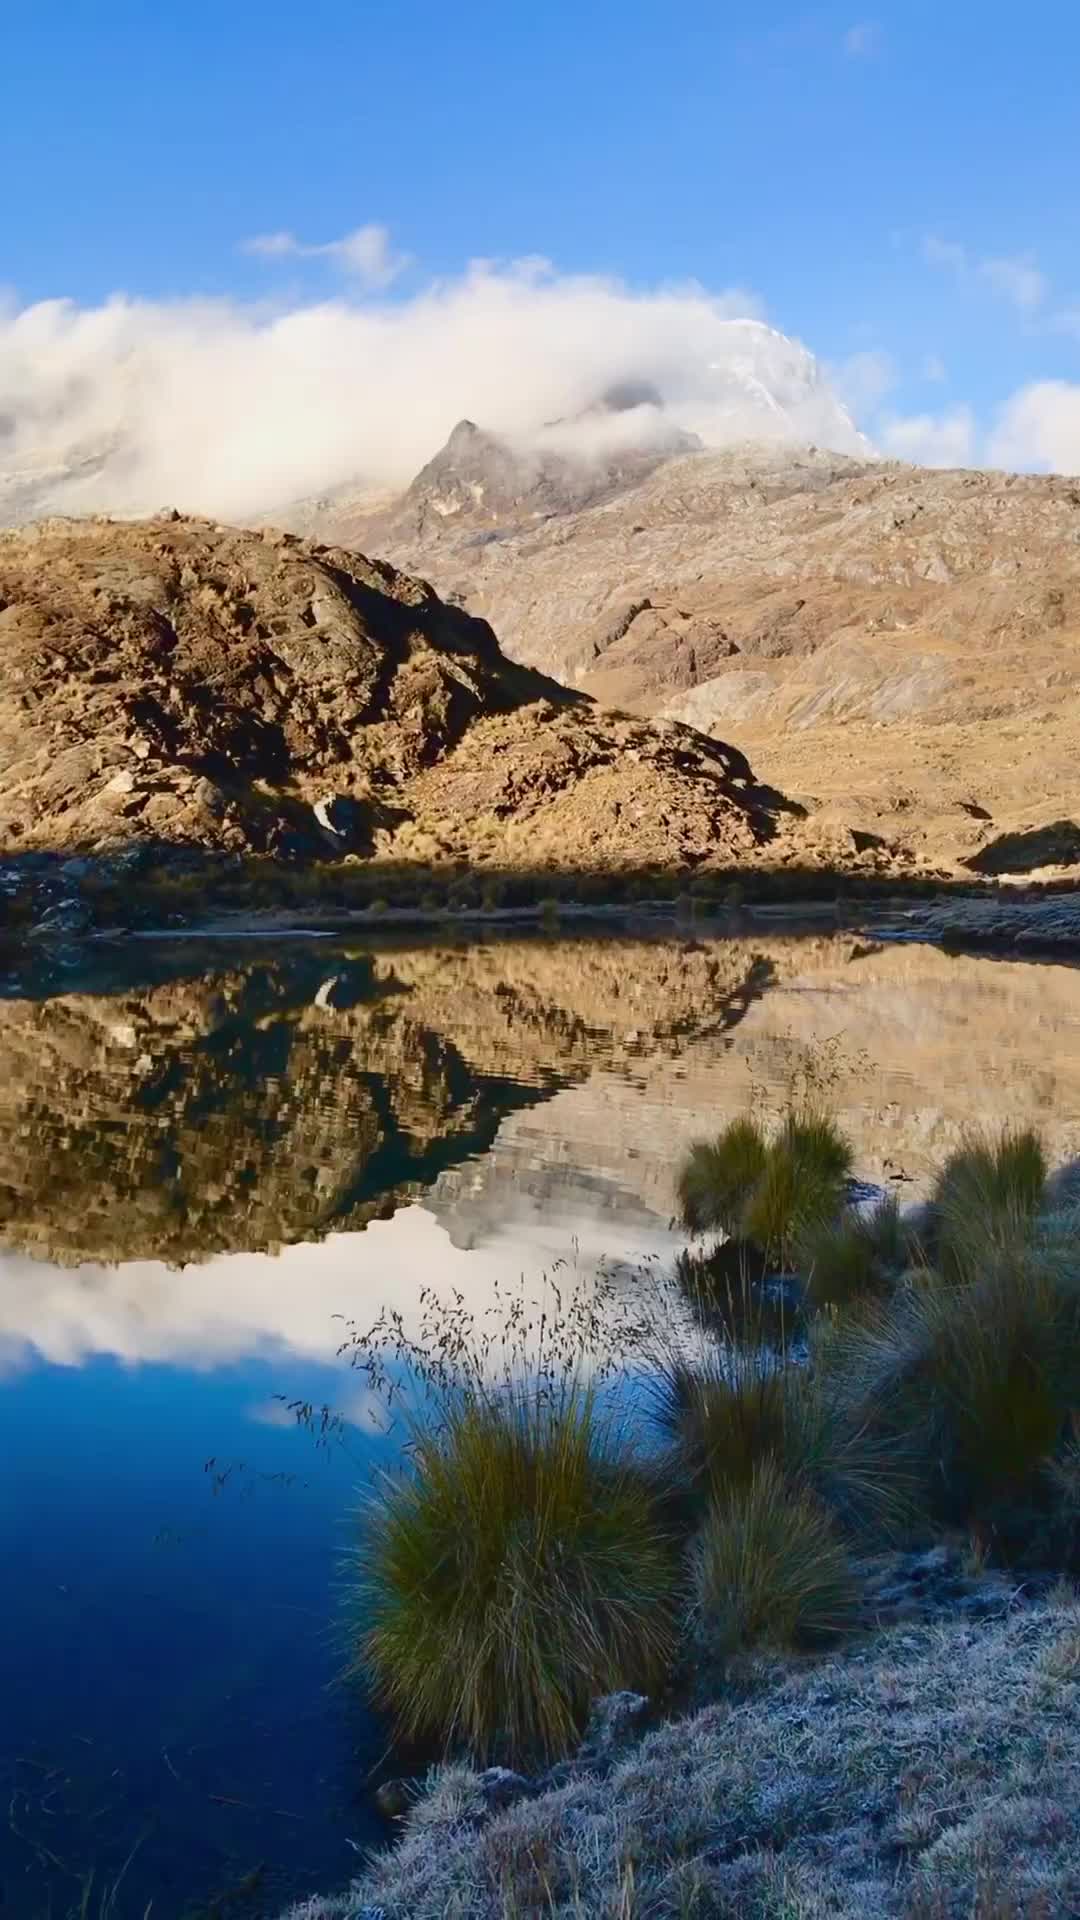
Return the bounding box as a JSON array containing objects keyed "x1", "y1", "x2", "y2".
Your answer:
[
  {"x1": 286, "y1": 1115, "x2": 1080, "y2": 1919},
  {"x1": 5, "y1": 844, "x2": 1080, "y2": 963}
]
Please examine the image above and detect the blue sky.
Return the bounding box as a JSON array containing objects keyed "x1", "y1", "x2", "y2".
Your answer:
[{"x1": 3, "y1": 0, "x2": 1080, "y2": 488}]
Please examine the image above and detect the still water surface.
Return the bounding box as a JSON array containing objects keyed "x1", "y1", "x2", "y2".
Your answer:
[{"x1": 3, "y1": 928, "x2": 1080, "y2": 1917}]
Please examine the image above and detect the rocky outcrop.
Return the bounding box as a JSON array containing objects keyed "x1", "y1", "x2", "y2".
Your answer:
[
  {"x1": 310, "y1": 443, "x2": 1080, "y2": 711},
  {"x1": 0, "y1": 513, "x2": 779, "y2": 880},
  {"x1": 378, "y1": 412, "x2": 699, "y2": 543},
  {"x1": 285, "y1": 392, "x2": 702, "y2": 554}
]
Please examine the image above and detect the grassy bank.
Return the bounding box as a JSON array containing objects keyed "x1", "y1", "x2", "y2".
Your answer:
[
  {"x1": 289, "y1": 1590, "x2": 1080, "y2": 1918},
  {"x1": 286, "y1": 1118, "x2": 1080, "y2": 1917}
]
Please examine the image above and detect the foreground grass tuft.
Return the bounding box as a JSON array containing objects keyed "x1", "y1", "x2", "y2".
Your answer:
[
  {"x1": 827, "y1": 1248, "x2": 1080, "y2": 1557},
  {"x1": 652, "y1": 1346, "x2": 793, "y2": 1504},
  {"x1": 355, "y1": 1384, "x2": 678, "y2": 1762},
  {"x1": 692, "y1": 1458, "x2": 858, "y2": 1655},
  {"x1": 653, "y1": 1338, "x2": 915, "y2": 1546}
]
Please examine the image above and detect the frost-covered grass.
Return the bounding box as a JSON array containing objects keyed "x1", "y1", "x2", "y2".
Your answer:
[{"x1": 284, "y1": 1589, "x2": 1080, "y2": 1918}]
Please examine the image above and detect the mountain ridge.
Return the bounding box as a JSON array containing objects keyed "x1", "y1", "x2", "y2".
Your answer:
[{"x1": 283, "y1": 432, "x2": 1080, "y2": 880}]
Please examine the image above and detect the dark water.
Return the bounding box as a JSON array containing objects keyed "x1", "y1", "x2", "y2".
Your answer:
[{"x1": 3, "y1": 927, "x2": 1080, "y2": 1918}]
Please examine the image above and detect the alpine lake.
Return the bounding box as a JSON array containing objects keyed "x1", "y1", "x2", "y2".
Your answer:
[{"x1": 3, "y1": 920, "x2": 1080, "y2": 1919}]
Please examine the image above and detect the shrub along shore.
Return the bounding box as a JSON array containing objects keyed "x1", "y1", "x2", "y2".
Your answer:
[{"x1": 287, "y1": 1119, "x2": 1080, "y2": 1919}]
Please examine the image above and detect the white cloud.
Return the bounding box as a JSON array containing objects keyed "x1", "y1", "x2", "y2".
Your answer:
[
  {"x1": 922, "y1": 234, "x2": 1048, "y2": 313},
  {"x1": 243, "y1": 221, "x2": 411, "y2": 288},
  {"x1": 878, "y1": 407, "x2": 976, "y2": 467},
  {"x1": 833, "y1": 348, "x2": 896, "y2": 411},
  {"x1": 0, "y1": 262, "x2": 868, "y2": 523},
  {"x1": 843, "y1": 20, "x2": 882, "y2": 55},
  {"x1": 978, "y1": 254, "x2": 1048, "y2": 313},
  {"x1": 0, "y1": 1202, "x2": 677, "y2": 1375},
  {"x1": 922, "y1": 353, "x2": 947, "y2": 383},
  {"x1": 243, "y1": 230, "x2": 299, "y2": 259},
  {"x1": 987, "y1": 381, "x2": 1080, "y2": 474}
]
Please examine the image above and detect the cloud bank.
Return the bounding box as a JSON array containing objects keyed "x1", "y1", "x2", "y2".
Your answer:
[
  {"x1": 0, "y1": 258, "x2": 867, "y2": 524},
  {"x1": 4, "y1": 237, "x2": 1080, "y2": 523},
  {"x1": 988, "y1": 382, "x2": 1080, "y2": 474},
  {"x1": 879, "y1": 406, "x2": 976, "y2": 467},
  {"x1": 922, "y1": 234, "x2": 1050, "y2": 314},
  {"x1": 242, "y1": 220, "x2": 411, "y2": 287}
]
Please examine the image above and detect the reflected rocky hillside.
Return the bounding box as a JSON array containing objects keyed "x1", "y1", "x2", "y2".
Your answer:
[
  {"x1": 2, "y1": 931, "x2": 1079, "y2": 1271},
  {"x1": 429, "y1": 936, "x2": 1080, "y2": 1236},
  {"x1": 0, "y1": 936, "x2": 767, "y2": 1267}
]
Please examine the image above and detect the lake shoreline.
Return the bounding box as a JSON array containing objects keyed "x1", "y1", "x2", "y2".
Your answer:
[
  {"x1": 37, "y1": 879, "x2": 1076, "y2": 960},
  {"x1": 286, "y1": 1575, "x2": 1080, "y2": 1920},
  {"x1": 3, "y1": 824, "x2": 1080, "y2": 964}
]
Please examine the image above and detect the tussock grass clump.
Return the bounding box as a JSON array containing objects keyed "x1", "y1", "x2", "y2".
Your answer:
[
  {"x1": 676, "y1": 1117, "x2": 768, "y2": 1238},
  {"x1": 676, "y1": 1109, "x2": 853, "y2": 1266},
  {"x1": 829, "y1": 1247, "x2": 1080, "y2": 1559},
  {"x1": 653, "y1": 1344, "x2": 913, "y2": 1544},
  {"x1": 930, "y1": 1127, "x2": 1048, "y2": 1279},
  {"x1": 356, "y1": 1385, "x2": 678, "y2": 1763},
  {"x1": 740, "y1": 1113, "x2": 854, "y2": 1265},
  {"x1": 781, "y1": 1111, "x2": 855, "y2": 1191},
  {"x1": 692, "y1": 1459, "x2": 859, "y2": 1654},
  {"x1": 799, "y1": 1194, "x2": 907, "y2": 1312},
  {"x1": 653, "y1": 1347, "x2": 792, "y2": 1504}
]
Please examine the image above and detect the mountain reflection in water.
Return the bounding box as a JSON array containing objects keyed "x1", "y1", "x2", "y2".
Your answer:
[{"x1": 2, "y1": 928, "x2": 1080, "y2": 1918}]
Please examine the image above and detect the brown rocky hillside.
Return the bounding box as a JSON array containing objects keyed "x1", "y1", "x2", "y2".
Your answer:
[
  {"x1": 0, "y1": 513, "x2": 783, "y2": 879},
  {"x1": 297, "y1": 435, "x2": 1080, "y2": 878}
]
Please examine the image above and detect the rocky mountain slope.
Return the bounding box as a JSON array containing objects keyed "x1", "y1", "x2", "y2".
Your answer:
[
  {"x1": 0, "y1": 513, "x2": 782, "y2": 880},
  {"x1": 364, "y1": 391, "x2": 701, "y2": 548},
  {"x1": 294, "y1": 434, "x2": 1080, "y2": 879},
  {"x1": 301, "y1": 433, "x2": 1080, "y2": 713}
]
